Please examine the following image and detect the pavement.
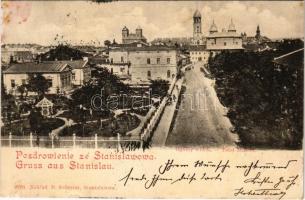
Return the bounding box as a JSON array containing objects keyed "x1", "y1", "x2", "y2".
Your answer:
[
  {"x1": 165, "y1": 62, "x2": 239, "y2": 147},
  {"x1": 151, "y1": 78, "x2": 184, "y2": 147}
]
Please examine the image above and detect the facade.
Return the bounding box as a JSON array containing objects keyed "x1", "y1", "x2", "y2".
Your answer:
[
  {"x1": 109, "y1": 46, "x2": 178, "y2": 83},
  {"x1": 2, "y1": 61, "x2": 73, "y2": 94},
  {"x1": 189, "y1": 45, "x2": 210, "y2": 65},
  {"x1": 1, "y1": 49, "x2": 34, "y2": 64},
  {"x1": 192, "y1": 10, "x2": 205, "y2": 45},
  {"x1": 63, "y1": 59, "x2": 91, "y2": 86},
  {"x1": 129, "y1": 47, "x2": 177, "y2": 83},
  {"x1": 122, "y1": 26, "x2": 147, "y2": 44},
  {"x1": 206, "y1": 19, "x2": 243, "y2": 51},
  {"x1": 98, "y1": 63, "x2": 130, "y2": 79}
]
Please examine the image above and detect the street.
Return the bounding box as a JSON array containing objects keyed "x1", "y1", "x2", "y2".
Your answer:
[{"x1": 165, "y1": 62, "x2": 238, "y2": 147}]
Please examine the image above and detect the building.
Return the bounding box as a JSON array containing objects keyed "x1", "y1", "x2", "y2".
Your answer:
[
  {"x1": 122, "y1": 26, "x2": 147, "y2": 44},
  {"x1": 63, "y1": 59, "x2": 91, "y2": 86},
  {"x1": 129, "y1": 46, "x2": 177, "y2": 83},
  {"x1": 3, "y1": 61, "x2": 73, "y2": 94},
  {"x1": 108, "y1": 46, "x2": 178, "y2": 83},
  {"x1": 151, "y1": 37, "x2": 193, "y2": 47},
  {"x1": 189, "y1": 45, "x2": 210, "y2": 65},
  {"x1": 206, "y1": 19, "x2": 243, "y2": 52},
  {"x1": 242, "y1": 25, "x2": 271, "y2": 45},
  {"x1": 192, "y1": 10, "x2": 205, "y2": 45},
  {"x1": 1, "y1": 49, "x2": 34, "y2": 64}
]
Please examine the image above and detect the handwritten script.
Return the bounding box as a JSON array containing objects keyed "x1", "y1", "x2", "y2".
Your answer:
[{"x1": 119, "y1": 159, "x2": 299, "y2": 199}]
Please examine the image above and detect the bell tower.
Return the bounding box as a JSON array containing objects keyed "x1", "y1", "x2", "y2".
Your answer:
[{"x1": 193, "y1": 9, "x2": 202, "y2": 38}]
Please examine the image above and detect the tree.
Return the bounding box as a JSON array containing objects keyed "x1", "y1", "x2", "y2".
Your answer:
[
  {"x1": 17, "y1": 84, "x2": 27, "y2": 100},
  {"x1": 28, "y1": 74, "x2": 51, "y2": 96},
  {"x1": 70, "y1": 67, "x2": 129, "y2": 110},
  {"x1": 150, "y1": 80, "x2": 169, "y2": 98},
  {"x1": 38, "y1": 44, "x2": 89, "y2": 61},
  {"x1": 104, "y1": 40, "x2": 111, "y2": 50},
  {"x1": 29, "y1": 107, "x2": 43, "y2": 134}
]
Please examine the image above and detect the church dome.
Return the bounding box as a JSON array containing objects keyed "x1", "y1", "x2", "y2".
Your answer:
[
  {"x1": 209, "y1": 20, "x2": 218, "y2": 33},
  {"x1": 193, "y1": 9, "x2": 201, "y2": 18},
  {"x1": 228, "y1": 19, "x2": 236, "y2": 32},
  {"x1": 122, "y1": 26, "x2": 128, "y2": 31}
]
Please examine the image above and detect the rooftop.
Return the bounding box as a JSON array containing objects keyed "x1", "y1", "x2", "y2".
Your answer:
[
  {"x1": 188, "y1": 45, "x2": 207, "y2": 51},
  {"x1": 110, "y1": 45, "x2": 177, "y2": 52},
  {"x1": 59, "y1": 60, "x2": 88, "y2": 69},
  {"x1": 3, "y1": 61, "x2": 70, "y2": 74},
  {"x1": 207, "y1": 31, "x2": 241, "y2": 38}
]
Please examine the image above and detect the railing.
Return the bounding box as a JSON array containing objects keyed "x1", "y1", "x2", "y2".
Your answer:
[
  {"x1": 139, "y1": 77, "x2": 177, "y2": 143},
  {"x1": 0, "y1": 132, "x2": 142, "y2": 149},
  {"x1": 1, "y1": 77, "x2": 179, "y2": 149}
]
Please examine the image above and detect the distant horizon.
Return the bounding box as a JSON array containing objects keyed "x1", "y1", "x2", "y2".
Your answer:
[
  {"x1": 2, "y1": 36, "x2": 304, "y2": 48},
  {"x1": 2, "y1": 1, "x2": 304, "y2": 46}
]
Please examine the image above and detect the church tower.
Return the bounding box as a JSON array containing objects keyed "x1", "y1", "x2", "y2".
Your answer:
[
  {"x1": 193, "y1": 9, "x2": 202, "y2": 38},
  {"x1": 255, "y1": 25, "x2": 261, "y2": 39},
  {"x1": 192, "y1": 9, "x2": 204, "y2": 45}
]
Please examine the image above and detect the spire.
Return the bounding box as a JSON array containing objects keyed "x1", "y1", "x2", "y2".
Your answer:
[
  {"x1": 255, "y1": 25, "x2": 261, "y2": 39},
  {"x1": 209, "y1": 19, "x2": 218, "y2": 34},
  {"x1": 228, "y1": 18, "x2": 236, "y2": 32},
  {"x1": 193, "y1": 9, "x2": 201, "y2": 18}
]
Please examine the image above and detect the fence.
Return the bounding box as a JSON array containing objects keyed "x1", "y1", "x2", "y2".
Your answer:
[
  {"x1": 1, "y1": 77, "x2": 179, "y2": 149},
  {"x1": 0, "y1": 132, "x2": 142, "y2": 149},
  {"x1": 139, "y1": 77, "x2": 177, "y2": 143}
]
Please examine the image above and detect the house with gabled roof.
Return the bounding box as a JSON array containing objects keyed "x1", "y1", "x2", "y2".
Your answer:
[
  {"x1": 59, "y1": 59, "x2": 91, "y2": 86},
  {"x1": 3, "y1": 61, "x2": 73, "y2": 94}
]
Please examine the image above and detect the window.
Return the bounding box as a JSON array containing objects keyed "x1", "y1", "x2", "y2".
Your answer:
[
  {"x1": 72, "y1": 72, "x2": 76, "y2": 80},
  {"x1": 198, "y1": 57, "x2": 202, "y2": 61},
  {"x1": 147, "y1": 58, "x2": 150, "y2": 64},
  {"x1": 224, "y1": 42, "x2": 227, "y2": 46},
  {"x1": 167, "y1": 70, "x2": 171, "y2": 78},
  {"x1": 167, "y1": 58, "x2": 170, "y2": 64},
  {"x1": 111, "y1": 68, "x2": 113, "y2": 74},
  {"x1": 120, "y1": 68, "x2": 125, "y2": 72},
  {"x1": 21, "y1": 79, "x2": 26, "y2": 85},
  {"x1": 157, "y1": 58, "x2": 160, "y2": 64},
  {"x1": 110, "y1": 58, "x2": 113, "y2": 63},
  {"x1": 121, "y1": 56, "x2": 124, "y2": 63},
  {"x1": 147, "y1": 71, "x2": 151, "y2": 79},
  {"x1": 11, "y1": 80, "x2": 15, "y2": 88}
]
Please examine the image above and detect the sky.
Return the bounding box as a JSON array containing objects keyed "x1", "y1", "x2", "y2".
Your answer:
[{"x1": 1, "y1": 1, "x2": 304, "y2": 45}]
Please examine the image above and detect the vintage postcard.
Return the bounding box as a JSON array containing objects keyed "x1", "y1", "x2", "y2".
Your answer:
[{"x1": 0, "y1": 0, "x2": 304, "y2": 199}]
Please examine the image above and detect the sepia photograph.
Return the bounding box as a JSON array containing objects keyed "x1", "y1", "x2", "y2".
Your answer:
[
  {"x1": 1, "y1": 1, "x2": 303, "y2": 151},
  {"x1": 0, "y1": 1, "x2": 304, "y2": 198}
]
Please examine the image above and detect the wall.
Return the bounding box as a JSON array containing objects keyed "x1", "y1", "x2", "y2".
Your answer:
[
  {"x1": 72, "y1": 68, "x2": 91, "y2": 86},
  {"x1": 109, "y1": 51, "x2": 129, "y2": 64},
  {"x1": 207, "y1": 37, "x2": 242, "y2": 50},
  {"x1": 129, "y1": 50, "x2": 177, "y2": 82},
  {"x1": 3, "y1": 72, "x2": 72, "y2": 94},
  {"x1": 190, "y1": 50, "x2": 210, "y2": 64},
  {"x1": 98, "y1": 63, "x2": 129, "y2": 77}
]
